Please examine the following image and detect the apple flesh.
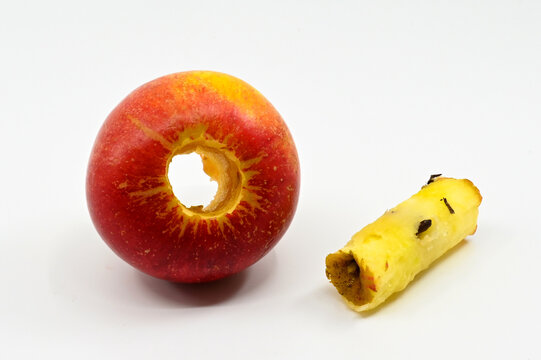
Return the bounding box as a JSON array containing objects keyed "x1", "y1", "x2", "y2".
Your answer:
[{"x1": 86, "y1": 71, "x2": 300, "y2": 282}]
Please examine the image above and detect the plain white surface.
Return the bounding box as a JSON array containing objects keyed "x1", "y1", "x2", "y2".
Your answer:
[{"x1": 1, "y1": 1, "x2": 540, "y2": 358}]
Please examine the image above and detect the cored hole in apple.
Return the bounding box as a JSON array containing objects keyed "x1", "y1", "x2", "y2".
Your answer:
[{"x1": 168, "y1": 153, "x2": 218, "y2": 209}]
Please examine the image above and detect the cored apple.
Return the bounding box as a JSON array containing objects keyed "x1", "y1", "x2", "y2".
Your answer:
[{"x1": 86, "y1": 71, "x2": 300, "y2": 282}]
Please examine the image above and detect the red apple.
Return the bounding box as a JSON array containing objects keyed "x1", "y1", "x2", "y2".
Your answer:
[{"x1": 86, "y1": 71, "x2": 300, "y2": 282}]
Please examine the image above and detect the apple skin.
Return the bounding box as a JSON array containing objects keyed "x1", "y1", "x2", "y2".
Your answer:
[{"x1": 86, "y1": 71, "x2": 300, "y2": 282}]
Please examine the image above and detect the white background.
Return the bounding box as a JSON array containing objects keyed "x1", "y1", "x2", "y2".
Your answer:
[{"x1": 1, "y1": 1, "x2": 540, "y2": 359}]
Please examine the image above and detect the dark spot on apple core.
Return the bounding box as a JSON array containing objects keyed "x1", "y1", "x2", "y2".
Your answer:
[
  {"x1": 441, "y1": 197, "x2": 455, "y2": 214},
  {"x1": 416, "y1": 219, "x2": 432, "y2": 236},
  {"x1": 427, "y1": 174, "x2": 442, "y2": 185}
]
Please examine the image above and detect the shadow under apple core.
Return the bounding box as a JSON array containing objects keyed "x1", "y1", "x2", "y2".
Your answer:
[{"x1": 359, "y1": 239, "x2": 471, "y2": 317}]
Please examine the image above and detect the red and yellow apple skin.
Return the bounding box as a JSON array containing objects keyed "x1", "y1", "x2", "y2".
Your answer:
[{"x1": 86, "y1": 71, "x2": 300, "y2": 282}]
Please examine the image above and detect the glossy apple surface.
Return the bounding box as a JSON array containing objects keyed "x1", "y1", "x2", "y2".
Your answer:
[{"x1": 86, "y1": 71, "x2": 300, "y2": 282}]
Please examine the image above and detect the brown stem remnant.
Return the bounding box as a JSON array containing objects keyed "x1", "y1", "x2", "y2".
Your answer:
[{"x1": 325, "y1": 252, "x2": 374, "y2": 307}]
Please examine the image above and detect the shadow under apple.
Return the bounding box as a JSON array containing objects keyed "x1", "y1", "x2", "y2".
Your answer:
[
  {"x1": 49, "y1": 221, "x2": 278, "y2": 310},
  {"x1": 134, "y1": 271, "x2": 248, "y2": 307},
  {"x1": 134, "y1": 249, "x2": 278, "y2": 308}
]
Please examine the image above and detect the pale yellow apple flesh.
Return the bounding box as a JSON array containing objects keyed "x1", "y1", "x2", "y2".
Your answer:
[{"x1": 326, "y1": 177, "x2": 482, "y2": 312}]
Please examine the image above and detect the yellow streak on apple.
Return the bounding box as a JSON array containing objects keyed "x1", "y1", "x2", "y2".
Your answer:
[
  {"x1": 182, "y1": 72, "x2": 262, "y2": 120},
  {"x1": 127, "y1": 115, "x2": 175, "y2": 151},
  {"x1": 122, "y1": 115, "x2": 266, "y2": 242}
]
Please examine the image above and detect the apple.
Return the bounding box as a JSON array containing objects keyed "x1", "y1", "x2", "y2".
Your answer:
[{"x1": 86, "y1": 71, "x2": 300, "y2": 282}]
